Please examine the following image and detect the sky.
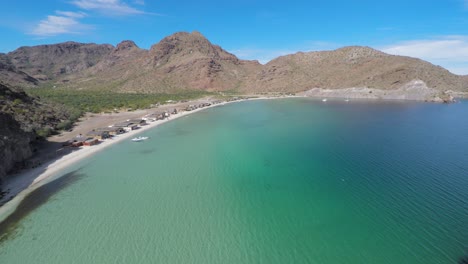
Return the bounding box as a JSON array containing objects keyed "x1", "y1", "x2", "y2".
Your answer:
[{"x1": 1, "y1": 0, "x2": 468, "y2": 74}]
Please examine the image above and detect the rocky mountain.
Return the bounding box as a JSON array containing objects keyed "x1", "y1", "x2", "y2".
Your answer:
[
  {"x1": 144, "y1": 31, "x2": 261, "y2": 91},
  {"x1": 0, "y1": 54, "x2": 38, "y2": 88},
  {"x1": 3, "y1": 31, "x2": 468, "y2": 97},
  {"x1": 0, "y1": 82, "x2": 71, "y2": 180},
  {"x1": 7, "y1": 42, "x2": 113, "y2": 81},
  {"x1": 59, "y1": 31, "x2": 261, "y2": 92},
  {"x1": 249, "y1": 46, "x2": 467, "y2": 94}
]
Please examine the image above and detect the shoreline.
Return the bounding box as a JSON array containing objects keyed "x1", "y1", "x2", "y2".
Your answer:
[
  {"x1": 0, "y1": 96, "x2": 294, "y2": 223},
  {"x1": 298, "y1": 85, "x2": 457, "y2": 103},
  {"x1": 1, "y1": 93, "x2": 459, "y2": 223}
]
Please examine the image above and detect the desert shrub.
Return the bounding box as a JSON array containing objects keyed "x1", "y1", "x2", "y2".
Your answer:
[
  {"x1": 36, "y1": 127, "x2": 53, "y2": 138},
  {"x1": 56, "y1": 120, "x2": 73, "y2": 131},
  {"x1": 12, "y1": 98, "x2": 22, "y2": 106}
]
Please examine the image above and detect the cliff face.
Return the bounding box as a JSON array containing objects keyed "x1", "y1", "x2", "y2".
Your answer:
[
  {"x1": 0, "y1": 83, "x2": 70, "y2": 133},
  {"x1": 0, "y1": 54, "x2": 38, "y2": 88},
  {"x1": 0, "y1": 113, "x2": 34, "y2": 180},
  {"x1": 0, "y1": 82, "x2": 71, "y2": 180}
]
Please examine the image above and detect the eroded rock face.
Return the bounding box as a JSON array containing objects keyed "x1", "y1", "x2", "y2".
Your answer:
[
  {"x1": 0, "y1": 82, "x2": 71, "y2": 179},
  {"x1": 115, "y1": 40, "x2": 138, "y2": 52},
  {"x1": 0, "y1": 83, "x2": 69, "y2": 133},
  {"x1": 0, "y1": 113, "x2": 34, "y2": 180},
  {"x1": 0, "y1": 53, "x2": 38, "y2": 87},
  {"x1": 301, "y1": 80, "x2": 456, "y2": 102}
]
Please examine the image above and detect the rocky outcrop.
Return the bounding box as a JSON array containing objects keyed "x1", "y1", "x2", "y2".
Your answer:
[
  {"x1": 0, "y1": 54, "x2": 38, "y2": 88},
  {"x1": 0, "y1": 113, "x2": 34, "y2": 180},
  {"x1": 149, "y1": 31, "x2": 240, "y2": 66},
  {"x1": 0, "y1": 83, "x2": 70, "y2": 133},
  {"x1": 301, "y1": 80, "x2": 454, "y2": 102},
  {"x1": 115, "y1": 40, "x2": 138, "y2": 52},
  {"x1": 0, "y1": 82, "x2": 72, "y2": 180}
]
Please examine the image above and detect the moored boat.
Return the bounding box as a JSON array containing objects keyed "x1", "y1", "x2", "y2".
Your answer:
[{"x1": 132, "y1": 136, "x2": 149, "y2": 142}]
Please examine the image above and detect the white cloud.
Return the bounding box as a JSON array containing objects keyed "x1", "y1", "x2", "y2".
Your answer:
[
  {"x1": 71, "y1": 0, "x2": 145, "y2": 15},
  {"x1": 55, "y1": 11, "x2": 87, "y2": 18},
  {"x1": 28, "y1": 0, "x2": 148, "y2": 37},
  {"x1": 31, "y1": 11, "x2": 90, "y2": 36},
  {"x1": 380, "y1": 36, "x2": 468, "y2": 75}
]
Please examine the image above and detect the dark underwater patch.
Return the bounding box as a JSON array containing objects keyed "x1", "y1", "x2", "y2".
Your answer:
[{"x1": 0, "y1": 170, "x2": 84, "y2": 244}]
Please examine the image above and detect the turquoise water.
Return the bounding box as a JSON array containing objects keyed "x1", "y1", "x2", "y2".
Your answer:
[{"x1": 0, "y1": 99, "x2": 467, "y2": 263}]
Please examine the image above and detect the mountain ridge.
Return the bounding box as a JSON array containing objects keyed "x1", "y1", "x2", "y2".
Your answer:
[
  {"x1": 7, "y1": 41, "x2": 113, "y2": 81},
  {"x1": 3, "y1": 31, "x2": 467, "y2": 97},
  {"x1": 250, "y1": 45, "x2": 466, "y2": 94}
]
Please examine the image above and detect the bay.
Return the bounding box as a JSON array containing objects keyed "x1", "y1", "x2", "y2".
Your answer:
[{"x1": 0, "y1": 98, "x2": 467, "y2": 263}]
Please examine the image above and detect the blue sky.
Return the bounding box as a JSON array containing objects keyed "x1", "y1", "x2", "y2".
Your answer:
[{"x1": 1, "y1": 0, "x2": 468, "y2": 74}]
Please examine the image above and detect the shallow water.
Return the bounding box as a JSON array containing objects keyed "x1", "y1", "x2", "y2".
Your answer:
[{"x1": 1, "y1": 98, "x2": 467, "y2": 263}]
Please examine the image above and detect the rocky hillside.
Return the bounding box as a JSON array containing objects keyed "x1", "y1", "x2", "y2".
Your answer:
[
  {"x1": 4, "y1": 31, "x2": 468, "y2": 96},
  {"x1": 0, "y1": 82, "x2": 71, "y2": 180},
  {"x1": 0, "y1": 112, "x2": 35, "y2": 181},
  {"x1": 0, "y1": 54, "x2": 38, "y2": 88},
  {"x1": 248, "y1": 46, "x2": 467, "y2": 94},
  {"x1": 7, "y1": 42, "x2": 113, "y2": 81},
  {"x1": 60, "y1": 31, "x2": 261, "y2": 92}
]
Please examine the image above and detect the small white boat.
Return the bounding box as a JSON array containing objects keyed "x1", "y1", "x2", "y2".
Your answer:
[
  {"x1": 345, "y1": 98, "x2": 350, "y2": 102},
  {"x1": 322, "y1": 98, "x2": 327, "y2": 102},
  {"x1": 132, "y1": 136, "x2": 149, "y2": 142}
]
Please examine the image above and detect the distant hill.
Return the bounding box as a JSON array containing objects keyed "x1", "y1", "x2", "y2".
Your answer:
[
  {"x1": 249, "y1": 46, "x2": 467, "y2": 93},
  {"x1": 7, "y1": 41, "x2": 113, "y2": 81},
  {"x1": 3, "y1": 31, "x2": 467, "y2": 98},
  {"x1": 58, "y1": 31, "x2": 262, "y2": 92}
]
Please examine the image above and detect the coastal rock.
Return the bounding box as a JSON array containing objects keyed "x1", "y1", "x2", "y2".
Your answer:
[
  {"x1": 0, "y1": 82, "x2": 72, "y2": 180},
  {"x1": 0, "y1": 113, "x2": 34, "y2": 180},
  {"x1": 0, "y1": 82, "x2": 70, "y2": 133},
  {"x1": 301, "y1": 80, "x2": 456, "y2": 102}
]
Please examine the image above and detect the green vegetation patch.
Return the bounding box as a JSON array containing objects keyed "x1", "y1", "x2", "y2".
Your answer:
[{"x1": 27, "y1": 88, "x2": 210, "y2": 113}]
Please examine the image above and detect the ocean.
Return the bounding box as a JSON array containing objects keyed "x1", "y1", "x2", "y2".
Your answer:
[{"x1": 0, "y1": 98, "x2": 467, "y2": 263}]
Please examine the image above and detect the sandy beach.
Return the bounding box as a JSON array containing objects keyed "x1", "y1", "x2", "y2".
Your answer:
[{"x1": 0, "y1": 95, "x2": 298, "y2": 223}]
